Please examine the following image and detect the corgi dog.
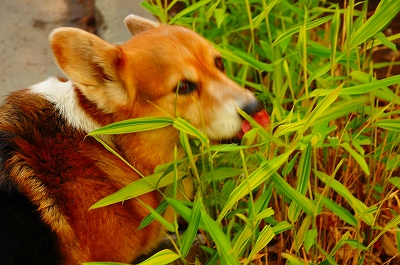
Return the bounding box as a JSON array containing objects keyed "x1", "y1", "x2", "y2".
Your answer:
[{"x1": 0, "y1": 15, "x2": 268, "y2": 264}]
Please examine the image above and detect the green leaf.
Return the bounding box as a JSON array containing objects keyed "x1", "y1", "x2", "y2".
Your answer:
[
  {"x1": 180, "y1": 198, "x2": 202, "y2": 258},
  {"x1": 315, "y1": 193, "x2": 358, "y2": 227},
  {"x1": 272, "y1": 173, "x2": 316, "y2": 216},
  {"x1": 82, "y1": 261, "x2": 129, "y2": 265},
  {"x1": 271, "y1": 221, "x2": 294, "y2": 234},
  {"x1": 214, "y1": 8, "x2": 226, "y2": 28},
  {"x1": 217, "y1": 151, "x2": 292, "y2": 222},
  {"x1": 292, "y1": 215, "x2": 312, "y2": 251},
  {"x1": 137, "y1": 199, "x2": 175, "y2": 232},
  {"x1": 388, "y1": 177, "x2": 400, "y2": 189},
  {"x1": 169, "y1": 0, "x2": 212, "y2": 24},
  {"x1": 290, "y1": 144, "x2": 312, "y2": 222},
  {"x1": 273, "y1": 15, "x2": 334, "y2": 47},
  {"x1": 349, "y1": 1, "x2": 400, "y2": 49},
  {"x1": 90, "y1": 171, "x2": 187, "y2": 209},
  {"x1": 200, "y1": 209, "x2": 240, "y2": 265},
  {"x1": 310, "y1": 75, "x2": 400, "y2": 97},
  {"x1": 243, "y1": 225, "x2": 274, "y2": 265},
  {"x1": 231, "y1": 49, "x2": 273, "y2": 72},
  {"x1": 374, "y1": 120, "x2": 400, "y2": 132},
  {"x1": 88, "y1": 117, "x2": 174, "y2": 135},
  {"x1": 136, "y1": 249, "x2": 180, "y2": 265},
  {"x1": 137, "y1": 200, "x2": 169, "y2": 230},
  {"x1": 304, "y1": 229, "x2": 318, "y2": 252},
  {"x1": 315, "y1": 170, "x2": 374, "y2": 225},
  {"x1": 297, "y1": 84, "x2": 342, "y2": 138},
  {"x1": 340, "y1": 142, "x2": 370, "y2": 175},
  {"x1": 173, "y1": 118, "x2": 208, "y2": 145}
]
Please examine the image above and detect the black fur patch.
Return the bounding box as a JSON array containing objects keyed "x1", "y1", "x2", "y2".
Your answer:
[
  {"x1": 0, "y1": 126, "x2": 62, "y2": 264},
  {"x1": 0, "y1": 182, "x2": 62, "y2": 264}
]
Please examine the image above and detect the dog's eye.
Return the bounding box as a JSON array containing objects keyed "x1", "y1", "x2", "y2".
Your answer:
[
  {"x1": 214, "y1": 56, "x2": 225, "y2": 72},
  {"x1": 175, "y1": 80, "x2": 197, "y2": 95}
]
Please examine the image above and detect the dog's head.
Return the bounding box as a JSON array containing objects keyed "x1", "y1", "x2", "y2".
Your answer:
[{"x1": 50, "y1": 15, "x2": 267, "y2": 140}]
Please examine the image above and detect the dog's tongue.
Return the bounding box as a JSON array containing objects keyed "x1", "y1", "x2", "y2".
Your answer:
[{"x1": 241, "y1": 109, "x2": 270, "y2": 134}]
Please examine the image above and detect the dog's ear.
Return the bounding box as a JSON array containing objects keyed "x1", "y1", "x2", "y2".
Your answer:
[
  {"x1": 124, "y1": 14, "x2": 158, "y2": 36},
  {"x1": 50, "y1": 28, "x2": 127, "y2": 113}
]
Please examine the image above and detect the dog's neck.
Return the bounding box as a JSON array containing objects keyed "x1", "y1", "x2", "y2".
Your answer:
[{"x1": 114, "y1": 128, "x2": 181, "y2": 176}]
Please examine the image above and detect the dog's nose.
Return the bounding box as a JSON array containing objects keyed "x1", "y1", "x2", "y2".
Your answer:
[{"x1": 242, "y1": 101, "x2": 264, "y2": 116}]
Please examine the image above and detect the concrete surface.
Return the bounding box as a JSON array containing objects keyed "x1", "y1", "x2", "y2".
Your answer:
[
  {"x1": 0, "y1": 0, "x2": 155, "y2": 102},
  {"x1": 95, "y1": 0, "x2": 156, "y2": 44}
]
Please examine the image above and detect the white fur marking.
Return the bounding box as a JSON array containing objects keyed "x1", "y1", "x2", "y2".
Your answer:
[{"x1": 30, "y1": 77, "x2": 101, "y2": 133}]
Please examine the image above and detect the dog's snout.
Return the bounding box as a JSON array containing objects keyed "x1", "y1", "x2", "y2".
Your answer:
[{"x1": 242, "y1": 101, "x2": 264, "y2": 116}]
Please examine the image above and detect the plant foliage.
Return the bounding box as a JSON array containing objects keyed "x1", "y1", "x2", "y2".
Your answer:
[{"x1": 88, "y1": 0, "x2": 400, "y2": 264}]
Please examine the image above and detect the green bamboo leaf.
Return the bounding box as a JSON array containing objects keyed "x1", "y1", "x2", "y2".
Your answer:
[
  {"x1": 374, "y1": 32, "x2": 397, "y2": 52},
  {"x1": 374, "y1": 120, "x2": 400, "y2": 132},
  {"x1": 214, "y1": 8, "x2": 226, "y2": 28},
  {"x1": 180, "y1": 198, "x2": 202, "y2": 258},
  {"x1": 329, "y1": 231, "x2": 350, "y2": 256},
  {"x1": 297, "y1": 84, "x2": 343, "y2": 138},
  {"x1": 275, "y1": 84, "x2": 343, "y2": 139},
  {"x1": 273, "y1": 15, "x2": 334, "y2": 47},
  {"x1": 82, "y1": 261, "x2": 129, "y2": 265},
  {"x1": 216, "y1": 46, "x2": 250, "y2": 66},
  {"x1": 272, "y1": 173, "x2": 316, "y2": 216},
  {"x1": 137, "y1": 199, "x2": 175, "y2": 232},
  {"x1": 232, "y1": 225, "x2": 253, "y2": 256},
  {"x1": 251, "y1": 184, "x2": 274, "y2": 221},
  {"x1": 367, "y1": 214, "x2": 400, "y2": 249},
  {"x1": 217, "y1": 151, "x2": 292, "y2": 222},
  {"x1": 280, "y1": 253, "x2": 305, "y2": 265},
  {"x1": 388, "y1": 177, "x2": 400, "y2": 189},
  {"x1": 255, "y1": 208, "x2": 275, "y2": 222},
  {"x1": 343, "y1": 240, "x2": 368, "y2": 250},
  {"x1": 315, "y1": 193, "x2": 358, "y2": 227},
  {"x1": 292, "y1": 215, "x2": 312, "y2": 251},
  {"x1": 169, "y1": 0, "x2": 212, "y2": 24},
  {"x1": 205, "y1": 0, "x2": 221, "y2": 20},
  {"x1": 88, "y1": 117, "x2": 174, "y2": 135},
  {"x1": 304, "y1": 229, "x2": 318, "y2": 252},
  {"x1": 307, "y1": 53, "x2": 346, "y2": 86},
  {"x1": 350, "y1": 71, "x2": 400, "y2": 103},
  {"x1": 273, "y1": 121, "x2": 304, "y2": 139},
  {"x1": 243, "y1": 225, "x2": 275, "y2": 265},
  {"x1": 90, "y1": 171, "x2": 187, "y2": 209},
  {"x1": 316, "y1": 245, "x2": 339, "y2": 265},
  {"x1": 289, "y1": 144, "x2": 312, "y2": 222},
  {"x1": 340, "y1": 142, "x2": 370, "y2": 175},
  {"x1": 203, "y1": 167, "x2": 244, "y2": 181},
  {"x1": 315, "y1": 170, "x2": 374, "y2": 225},
  {"x1": 137, "y1": 200, "x2": 169, "y2": 230},
  {"x1": 349, "y1": 1, "x2": 400, "y2": 49},
  {"x1": 165, "y1": 198, "x2": 208, "y2": 231},
  {"x1": 231, "y1": 49, "x2": 273, "y2": 72},
  {"x1": 173, "y1": 117, "x2": 208, "y2": 145},
  {"x1": 313, "y1": 96, "x2": 369, "y2": 124},
  {"x1": 200, "y1": 209, "x2": 240, "y2": 265},
  {"x1": 310, "y1": 75, "x2": 400, "y2": 97},
  {"x1": 208, "y1": 143, "x2": 265, "y2": 152},
  {"x1": 271, "y1": 221, "x2": 294, "y2": 234},
  {"x1": 136, "y1": 249, "x2": 181, "y2": 265}
]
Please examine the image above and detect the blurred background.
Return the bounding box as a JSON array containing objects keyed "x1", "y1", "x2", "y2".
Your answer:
[{"x1": 0, "y1": 0, "x2": 155, "y2": 100}]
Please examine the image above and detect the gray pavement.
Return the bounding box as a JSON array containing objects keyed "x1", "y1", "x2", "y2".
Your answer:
[{"x1": 0, "y1": 0, "x2": 155, "y2": 102}]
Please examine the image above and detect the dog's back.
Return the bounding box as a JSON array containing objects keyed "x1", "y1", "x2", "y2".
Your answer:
[{"x1": 0, "y1": 82, "x2": 162, "y2": 264}]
